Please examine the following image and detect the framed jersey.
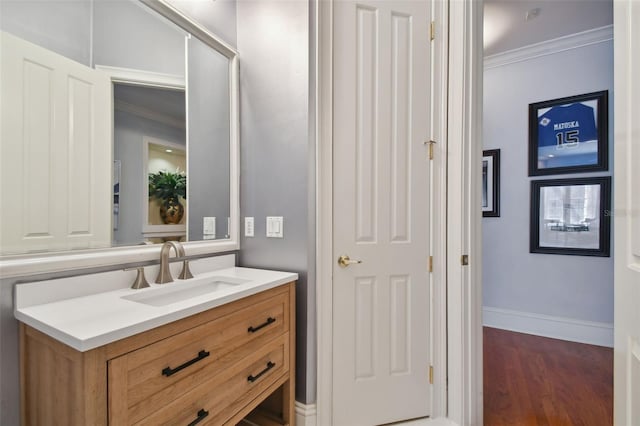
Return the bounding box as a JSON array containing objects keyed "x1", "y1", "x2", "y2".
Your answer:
[{"x1": 528, "y1": 91, "x2": 608, "y2": 176}]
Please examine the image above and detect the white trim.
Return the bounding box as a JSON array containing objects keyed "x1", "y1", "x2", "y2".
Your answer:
[
  {"x1": 315, "y1": 1, "x2": 334, "y2": 424},
  {"x1": 483, "y1": 306, "x2": 614, "y2": 348},
  {"x1": 295, "y1": 402, "x2": 458, "y2": 426},
  {"x1": 429, "y1": 0, "x2": 450, "y2": 418},
  {"x1": 295, "y1": 402, "x2": 317, "y2": 426},
  {"x1": 484, "y1": 25, "x2": 613, "y2": 69},
  {"x1": 95, "y1": 65, "x2": 185, "y2": 89},
  {"x1": 139, "y1": 0, "x2": 237, "y2": 59},
  {"x1": 613, "y1": 3, "x2": 640, "y2": 424},
  {"x1": 447, "y1": 0, "x2": 484, "y2": 424}
]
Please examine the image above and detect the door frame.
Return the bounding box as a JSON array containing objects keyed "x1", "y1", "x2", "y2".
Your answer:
[{"x1": 315, "y1": 0, "x2": 483, "y2": 424}]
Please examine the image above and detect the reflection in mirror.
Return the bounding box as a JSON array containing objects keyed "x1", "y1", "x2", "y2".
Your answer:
[
  {"x1": 147, "y1": 142, "x2": 187, "y2": 223},
  {"x1": 188, "y1": 36, "x2": 231, "y2": 241},
  {"x1": 145, "y1": 141, "x2": 187, "y2": 239},
  {"x1": 112, "y1": 83, "x2": 186, "y2": 247},
  {"x1": 0, "y1": 0, "x2": 236, "y2": 256}
]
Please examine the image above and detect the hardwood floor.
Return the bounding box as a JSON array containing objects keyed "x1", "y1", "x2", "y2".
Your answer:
[{"x1": 483, "y1": 327, "x2": 613, "y2": 426}]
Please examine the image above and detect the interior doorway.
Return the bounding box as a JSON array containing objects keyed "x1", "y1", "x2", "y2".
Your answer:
[
  {"x1": 329, "y1": 1, "x2": 435, "y2": 424},
  {"x1": 481, "y1": 1, "x2": 615, "y2": 424}
]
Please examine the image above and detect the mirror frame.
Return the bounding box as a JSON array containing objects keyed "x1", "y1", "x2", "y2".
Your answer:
[{"x1": 0, "y1": 0, "x2": 240, "y2": 278}]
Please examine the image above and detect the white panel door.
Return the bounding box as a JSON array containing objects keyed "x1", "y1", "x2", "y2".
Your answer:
[
  {"x1": 1, "y1": 31, "x2": 111, "y2": 254},
  {"x1": 332, "y1": 2, "x2": 432, "y2": 425},
  {"x1": 613, "y1": 3, "x2": 640, "y2": 425}
]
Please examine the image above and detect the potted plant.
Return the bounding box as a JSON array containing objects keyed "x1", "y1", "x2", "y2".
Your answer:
[{"x1": 148, "y1": 170, "x2": 187, "y2": 224}]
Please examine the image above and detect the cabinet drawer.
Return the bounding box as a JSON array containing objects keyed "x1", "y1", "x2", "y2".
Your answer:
[
  {"x1": 135, "y1": 335, "x2": 288, "y2": 426},
  {"x1": 109, "y1": 292, "x2": 289, "y2": 424}
]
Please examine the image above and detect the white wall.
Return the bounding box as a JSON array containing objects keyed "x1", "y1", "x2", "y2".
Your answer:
[{"x1": 482, "y1": 32, "x2": 614, "y2": 346}]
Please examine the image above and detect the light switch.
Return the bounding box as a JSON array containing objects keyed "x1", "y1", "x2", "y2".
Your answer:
[
  {"x1": 203, "y1": 216, "x2": 216, "y2": 240},
  {"x1": 266, "y1": 216, "x2": 284, "y2": 238},
  {"x1": 245, "y1": 217, "x2": 254, "y2": 237}
]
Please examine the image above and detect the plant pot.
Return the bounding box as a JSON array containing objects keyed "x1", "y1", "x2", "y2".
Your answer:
[{"x1": 160, "y1": 197, "x2": 184, "y2": 224}]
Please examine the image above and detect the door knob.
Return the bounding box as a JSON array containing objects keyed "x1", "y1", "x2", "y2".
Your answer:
[{"x1": 337, "y1": 255, "x2": 363, "y2": 268}]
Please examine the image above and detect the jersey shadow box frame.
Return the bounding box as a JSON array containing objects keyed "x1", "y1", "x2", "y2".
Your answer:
[{"x1": 528, "y1": 91, "x2": 608, "y2": 176}]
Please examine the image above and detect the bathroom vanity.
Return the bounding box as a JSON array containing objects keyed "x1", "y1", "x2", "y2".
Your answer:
[{"x1": 15, "y1": 263, "x2": 296, "y2": 426}]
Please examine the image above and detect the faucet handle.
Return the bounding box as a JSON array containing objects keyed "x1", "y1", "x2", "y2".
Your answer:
[
  {"x1": 178, "y1": 260, "x2": 194, "y2": 280},
  {"x1": 125, "y1": 267, "x2": 150, "y2": 289}
]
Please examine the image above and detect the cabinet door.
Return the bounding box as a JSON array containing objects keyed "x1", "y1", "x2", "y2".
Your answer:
[
  {"x1": 108, "y1": 292, "x2": 290, "y2": 424},
  {"x1": 1, "y1": 31, "x2": 111, "y2": 254}
]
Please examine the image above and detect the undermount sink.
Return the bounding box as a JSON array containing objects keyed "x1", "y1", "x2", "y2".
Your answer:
[{"x1": 121, "y1": 276, "x2": 249, "y2": 307}]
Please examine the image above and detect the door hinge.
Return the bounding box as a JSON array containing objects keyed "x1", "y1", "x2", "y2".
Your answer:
[
  {"x1": 461, "y1": 254, "x2": 469, "y2": 266},
  {"x1": 430, "y1": 21, "x2": 435, "y2": 41},
  {"x1": 428, "y1": 255, "x2": 433, "y2": 273},
  {"x1": 429, "y1": 365, "x2": 434, "y2": 384},
  {"x1": 424, "y1": 140, "x2": 436, "y2": 160}
]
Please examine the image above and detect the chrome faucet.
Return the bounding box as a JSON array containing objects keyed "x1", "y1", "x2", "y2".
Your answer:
[{"x1": 155, "y1": 241, "x2": 193, "y2": 283}]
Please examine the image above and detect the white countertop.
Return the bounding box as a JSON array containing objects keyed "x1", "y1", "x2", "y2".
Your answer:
[{"x1": 14, "y1": 265, "x2": 297, "y2": 352}]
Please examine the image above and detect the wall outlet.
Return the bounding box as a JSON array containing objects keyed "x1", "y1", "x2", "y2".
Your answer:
[
  {"x1": 266, "y1": 216, "x2": 284, "y2": 238},
  {"x1": 244, "y1": 217, "x2": 254, "y2": 237}
]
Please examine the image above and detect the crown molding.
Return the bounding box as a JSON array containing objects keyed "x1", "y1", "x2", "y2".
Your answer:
[{"x1": 484, "y1": 25, "x2": 613, "y2": 70}]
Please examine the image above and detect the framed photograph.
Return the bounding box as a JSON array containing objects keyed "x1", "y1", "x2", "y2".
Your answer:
[
  {"x1": 528, "y1": 91, "x2": 608, "y2": 176},
  {"x1": 530, "y1": 177, "x2": 611, "y2": 257},
  {"x1": 482, "y1": 149, "x2": 500, "y2": 217}
]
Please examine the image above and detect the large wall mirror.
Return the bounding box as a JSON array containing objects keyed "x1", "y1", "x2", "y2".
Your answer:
[{"x1": 0, "y1": 0, "x2": 239, "y2": 276}]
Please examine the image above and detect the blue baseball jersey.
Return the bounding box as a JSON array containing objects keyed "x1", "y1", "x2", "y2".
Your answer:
[{"x1": 538, "y1": 103, "x2": 597, "y2": 148}]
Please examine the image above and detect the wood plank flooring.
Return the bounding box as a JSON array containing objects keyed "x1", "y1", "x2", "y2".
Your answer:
[{"x1": 483, "y1": 327, "x2": 613, "y2": 426}]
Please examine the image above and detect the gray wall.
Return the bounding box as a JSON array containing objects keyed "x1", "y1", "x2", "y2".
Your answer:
[
  {"x1": 0, "y1": 0, "x2": 190, "y2": 73},
  {"x1": 483, "y1": 40, "x2": 614, "y2": 326},
  {"x1": 236, "y1": 0, "x2": 314, "y2": 403},
  {"x1": 187, "y1": 36, "x2": 231, "y2": 240},
  {"x1": 113, "y1": 109, "x2": 186, "y2": 246},
  {"x1": 166, "y1": 0, "x2": 237, "y2": 48},
  {"x1": 93, "y1": 0, "x2": 186, "y2": 75},
  {"x1": 0, "y1": 0, "x2": 92, "y2": 65}
]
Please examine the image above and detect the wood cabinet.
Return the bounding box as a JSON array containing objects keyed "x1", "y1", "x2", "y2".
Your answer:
[{"x1": 19, "y1": 282, "x2": 295, "y2": 426}]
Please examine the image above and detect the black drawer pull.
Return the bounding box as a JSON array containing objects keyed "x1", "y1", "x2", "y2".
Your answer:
[
  {"x1": 248, "y1": 361, "x2": 276, "y2": 383},
  {"x1": 187, "y1": 409, "x2": 209, "y2": 426},
  {"x1": 162, "y1": 350, "x2": 210, "y2": 377},
  {"x1": 248, "y1": 317, "x2": 276, "y2": 333}
]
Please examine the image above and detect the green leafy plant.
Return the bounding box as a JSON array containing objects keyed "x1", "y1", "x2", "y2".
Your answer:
[{"x1": 148, "y1": 170, "x2": 187, "y2": 202}]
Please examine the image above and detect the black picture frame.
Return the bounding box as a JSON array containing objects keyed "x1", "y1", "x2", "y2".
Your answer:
[
  {"x1": 482, "y1": 149, "x2": 500, "y2": 217},
  {"x1": 530, "y1": 177, "x2": 611, "y2": 257},
  {"x1": 528, "y1": 91, "x2": 608, "y2": 176}
]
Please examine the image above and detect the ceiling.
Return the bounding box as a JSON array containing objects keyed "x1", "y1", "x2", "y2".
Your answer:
[
  {"x1": 484, "y1": 0, "x2": 613, "y2": 56},
  {"x1": 114, "y1": 84, "x2": 186, "y2": 126}
]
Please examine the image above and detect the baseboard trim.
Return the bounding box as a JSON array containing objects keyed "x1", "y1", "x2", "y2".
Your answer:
[
  {"x1": 483, "y1": 306, "x2": 613, "y2": 347},
  {"x1": 295, "y1": 401, "x2": 317, "y2": 426}
]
